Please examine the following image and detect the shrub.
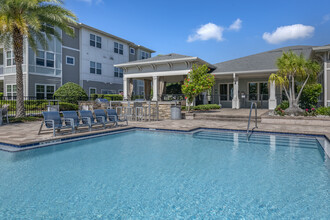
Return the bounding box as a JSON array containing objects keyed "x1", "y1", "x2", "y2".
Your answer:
[
  {"x1": 59, "y1": 102, "x2": 79, "y2": 111},
  {"x1": 316, "y1": 107, "x2": 330, "y2": 116},
  {"x1": 182, "y1": 104, "x2": 220, "y2": 111},
  {"x1": 54, "y1": 82, "x2": 88, "y2": 104},
  {"x1": 103, "y1": 94, "x2": 123, "y2": 101},
  {"x1": 274, "y1": 101, "x2": 289, "y2": 116},
  {"x1": 298, "y1": 83, "x2": 322, "y2": 110},
  {"x1": 304, "y1": 107, "x2": 317, "y2": 116},
  {"x1": 0, "y1": 92, "x2": 3, "y2": 99}
]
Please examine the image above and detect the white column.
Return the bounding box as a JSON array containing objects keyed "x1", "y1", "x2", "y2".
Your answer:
[
  {"x1": 268, "y1": 81, "x2": 277, "y2": 110},
  {"x1": 324, "y1": 54, "x2": 327, "y2": 106},
  {"x1": 152, "y1": 76, "x2": 158, "y2": 101},
  {"x1": 123, "y1": 77, "x2": 128, "y2": 100},
  {"x1": 232, "y1": 73, "x2": 240, "y2": 109}
]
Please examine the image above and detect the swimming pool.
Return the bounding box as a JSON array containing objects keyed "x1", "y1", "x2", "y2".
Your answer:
[{"x1": 0, "y1": 129, "x2": 329, "y2": 219}]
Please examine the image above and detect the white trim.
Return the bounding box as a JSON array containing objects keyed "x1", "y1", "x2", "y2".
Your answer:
[
  {"x1": 65, "y1": 56, "x2": 75, "y2": 66},
  {"x1": 35, "y1": 83, "x2": 56, "y2": 99},
  {"x1": 29, "y1": 72, "x2": 61, "y2": 78},
  {"x1": 247, "y1": 81, "x2": 268, "y2": 101},
  {"x1": 214, "y1": 69, "x2": 278, "y2": 75},
  {"x1": 324, "y1": 54, "x2": 327, "y2": 106},
  {"x1": 35, "y1": 50, "x2": 55, "y2": 69},
  {"x1": 130, "y1": 47, "x2": 135, "y2": 55},
  {"x1": 89, "y1": 87, "x2": 97, "y2": 96},
  {"x1": 62, "y1": 45, "x2": 80, "y2": 52},
  {"x1": 313, "y1": 45, "x2": 330, "y2": 51},
  {"x1": 115, "y1": 57, "x2": 198, "y2": 67},
  {"x1": 5, "y1": 83, "x2": 16, "y2": 98},
  {"x1": 218, "y1": 83, "x2": 233, "y2": 101},
  {"x1": 124, "y1": 69, "x2": 190, "y2": 79}
]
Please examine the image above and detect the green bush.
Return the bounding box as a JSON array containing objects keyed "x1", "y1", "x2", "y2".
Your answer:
[
  {"x1": 103, "y1": 94, "x2": 123, "y2": 101},
  {"x1": 54, "y1": 82, "x2": 88, "y2": 104},
  {"x1": 274, "y1": 101, "x2": 289, "y2": 116},
  {"x1": 316, "y1": 107, "x2": 330, "y2": 116},
  {"x1": 0, "y1": 92, "x2": 3, "y2": 99},
  {"x1": 182, "y1": 104, "x2": 221, "y2": 111},
  {"x1": 59, "y1": 102, "x2": 79, "y2": 111},
  {"x1": 298, "y1": 83, "x2": 322, "y2": 109}
]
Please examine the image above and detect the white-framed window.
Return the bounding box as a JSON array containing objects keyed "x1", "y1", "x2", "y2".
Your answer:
[
  {"x1": 114, "y1": 67, "x2": 123, "y2": 78},
  {"x1": 6, "y1": 84, "x2": 16, "y2": 99},
  {"x1": 248, "y1": 82, "x2": 268, "y2": 101},
  {"x1": 219, "y1": 83, "x2": 233, "y2": 101},
  {"x1": 89, "y1": 87, "x2": 97, "y2": 96},
  {"x1": 90, "y1": 61, "x2": 101, "y2": 74},
  {"x1": 36, "y1": 50, "x2": 54, "y2": 68},
  {"x1": 141, "y1": 51, "x2": 149, "y2": 59},
  {"x1": 35, "y1": 84, "x2": 55, "y2": 99},
  {"x1": 90, "y1": 34, "x2": 102, "y2": 48},
  {"x1": 0, "y1": 48, "x2": 4, "y2": 66},
  {"x1": 66, "y1": 56, "x2": 75, "y2": 65},
  {"x1": 130, "y1": 47, "x2": 135, "y2": 55},
  {"x1": 114, "y1": 42, "x2": 123, "y2": 55},
  {"x1": 6, "y1": 51, "x2": 15, "y2": 66}
]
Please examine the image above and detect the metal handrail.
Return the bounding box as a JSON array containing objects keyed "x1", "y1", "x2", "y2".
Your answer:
[{"x1": 247, "y1": 102, "x2": 258, "y2": 140}]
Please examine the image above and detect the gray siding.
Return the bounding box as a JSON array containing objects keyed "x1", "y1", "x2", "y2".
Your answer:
[
  {"x1": 3, "y1": 74, "x2": 27, "y2": 95},
  {"x1": 28, "y1": 74, "x2": 61, "y2": 96},
  {"x1": 82, "y1": 80, "x2": 122, "y2": 95},
  {"x1": 62, "y1": 26, "x2": 80, "y2": 49},
  {"x1": 327, "y1": 69, "x2": 330, "y2": 101},
  {"x1": 129, "y1": 47, "x2": 138, "y2": 61},
  {"x1": 62, "y1": 48, "x2": 80, "y2": 85}
]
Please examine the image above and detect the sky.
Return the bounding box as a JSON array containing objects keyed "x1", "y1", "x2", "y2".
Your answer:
[{"x1": 65, "y1": 0, "x2": 330, "y2": 64}]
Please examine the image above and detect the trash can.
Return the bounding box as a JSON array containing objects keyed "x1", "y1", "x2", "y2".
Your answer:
[{"x1": 171, "y1": 102, "x2": 182, "y2": 120}]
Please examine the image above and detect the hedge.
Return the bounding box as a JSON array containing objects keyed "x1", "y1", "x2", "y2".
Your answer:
[
  {"x1": 59, "y1": 102, "x2": 79, "y2": 111},
  {"x1": 0, "y1": 92, "x2": 3, "y2": 99},
  {"x1": 182, "y1": 104, "x2": 221, "y2": 111},
  {"x1": 316, "y1": 107, "x2": 330, "y2": 116}
]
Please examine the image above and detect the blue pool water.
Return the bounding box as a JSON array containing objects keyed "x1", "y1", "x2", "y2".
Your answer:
[{"x1": 0, "y1": 130, "x2": 329, "y2": 219}]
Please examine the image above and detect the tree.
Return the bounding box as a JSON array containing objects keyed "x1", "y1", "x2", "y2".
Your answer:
[
  {"x1": 181, "y1": 64, "x2": 215, "y2": 112},
  {"x1": 0, "y1": 0, "x2": 77, "y2": 117},
  {"x1": 269, "y1": 51, "x2": 320, "y2": 115},
  {"x1": 54, "y1": 82, "x2": 88, "y2": 104}
]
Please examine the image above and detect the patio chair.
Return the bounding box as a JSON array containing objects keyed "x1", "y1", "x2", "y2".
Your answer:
[
  {"x1": 94, "y1": 109, "x2": 116, "y2": 128},
  {"x1": 38, "y1": 111, "x2": 75, "y2": 137},
  {"x1": 106, "y1": 109, "x2": 128, "y2": 126},
  {"x1": 62, "y1": 111, "x2": 90, "y2": 132},
  {"x1": 1, "y1": 104, "x2": 9, "y2": 124},
  {"x1": 79, "y1": 110, "x2": 105, "y2": 131}
]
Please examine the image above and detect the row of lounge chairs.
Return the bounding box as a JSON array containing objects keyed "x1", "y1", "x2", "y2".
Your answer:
[{"x1": 38, "y1": 109, "x2": 128, "y2": 137}]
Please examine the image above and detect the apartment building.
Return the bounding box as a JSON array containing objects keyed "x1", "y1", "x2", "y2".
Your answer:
[{"x1": 0, "y1": 23, "x2": 155, "y2": 98}]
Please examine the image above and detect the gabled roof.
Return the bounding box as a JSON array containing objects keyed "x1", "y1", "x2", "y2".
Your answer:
[
  {"x1": 115, "y1": 53, "x2": 216, "y2": 68},
  {"x1": 212, "y1": 45, "x2": 314, "y2": 74}
]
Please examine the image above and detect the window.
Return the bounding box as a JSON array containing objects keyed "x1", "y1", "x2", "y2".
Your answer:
[
  {"x1": 89, "y1": 88, "x2": 96, "y2": 96},
  {"x1": 66, "y1": 56, "x2": 75, "y2": 65},
  {"x1": 219, "y1": 83, "x2": 233, "y2": 101},
  {"x1": 248, "y1": 82, "x2": 258, "y2": 100},
  {"x1": 6, "y1": 51, "x2": 15, "y2": 66},
  {"x1": 141, "y1": 51, "x2": 149, "y2": 59},
  {"x1": 101, "y1": 90, "x2": 116, "y2": 94},
  {"x1": 96, "y1": 63, "x2": 102, "y2": 75},
  {"x1": 90, "y1": 61, "x2": 96, "y2": 74},
  {"x1": 259, "y1": 82, "x2": 268, "y2": 100},
  {"x1": 46, "y1": 52, "x2": 54, "y2": 67},
  {"x1": 90, "y1": 34, "x2": 95, "y2": 47},
  {"x1": 96, "y1": 36, "x2": 102, "y2": 48},
  {"x1": 36, "y1": 50, "x2": 45, "y2": 66},
  {"x1": 0, "y1": 48, "x2": 3, "y2": 65},
  {"x1": 6, "y1": 84, "x2": 16, "y2": 99},
  {"x1": 114, "y1": 42, "x2": 123, "y2": 55},
  {"x1": 114, "y1": 67, "x2": 123, "y2": 78},
  {"x1": 130, "y1": 47, "x2": 135, "y2": 55},
  {"x1": 36, "y1": 84, "x2": 55, "y2": 99},
  {"x1": 42, "y1": 24, "x2": 54, "y2": 35}
]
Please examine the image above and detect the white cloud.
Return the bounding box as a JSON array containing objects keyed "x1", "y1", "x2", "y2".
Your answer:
[
  {"x1": 187, "y1": 23, "x2": 224, "y2": 42},
  {"x1": 262, "y1": 24, "x2": 315, "y2": 44},
  {"x1": 322, "y1": 14, "x2": 330, "y2": 23},
  {"x1": 229, "y1": 18, "x2": 242, "y2": 31}
]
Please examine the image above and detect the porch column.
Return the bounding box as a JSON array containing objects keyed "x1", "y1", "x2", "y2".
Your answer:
[
  {"x1": 268, "y1": 81, "x2": 277, "y2": 110},
  {"x1": 232, "y1": 73, "x2": 240, "y2": 109},
  {"x1": 123, "y1": 77, "x2": 128, "y2": 100},
  {"x1": 152, "y1": 76, "x2": 158, "y2": 101}
]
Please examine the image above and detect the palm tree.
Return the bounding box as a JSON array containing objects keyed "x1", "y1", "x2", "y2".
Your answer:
[
  {"x1": 269, "y1": 51, "x2": 320, "y2": 115},
  {"x1": 0, "y1": 0, "x2": 77, "y2": 117}
]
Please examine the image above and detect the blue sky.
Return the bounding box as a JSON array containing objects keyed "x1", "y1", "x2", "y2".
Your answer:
[{"x1": 66, "y1": 0, "x2": 330, "y2": 64}]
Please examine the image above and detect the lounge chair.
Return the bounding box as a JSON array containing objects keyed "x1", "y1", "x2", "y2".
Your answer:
[
  {"x1": 62, "y1": 111, "x2": 90, "y2": 132},
  {"x1": 38, "y1": 111, "x2": 75, "y2": 137},
  {"x1": 106, "y1": 109, "x2": 128, "y2": 126},
  {"x1": 79, "y1": 110, "x2": 105, "y2": 131},
  {"x1": 94, "y1": 109, "x2": 116, "y2": 128}
]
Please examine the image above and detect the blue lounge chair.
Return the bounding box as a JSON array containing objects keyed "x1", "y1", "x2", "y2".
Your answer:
[
  {"x1": 62, "y1": 111, "x2": 90, "y2": 132},
  {"x1": 94, "y1": 109, "x2": 116, "y2": 128},
  {"x1": 106, "y1": 109, "x2": 128, "y2": 126},
  {"x1": 38, "y1": 111, "x2": 75, "y2": 137},
  {"x1": 79, "y1": 110, "x2": 105, "y2": 131}
]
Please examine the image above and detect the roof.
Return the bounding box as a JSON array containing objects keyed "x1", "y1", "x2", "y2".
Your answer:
[
  {"x1": 115, "y1": 53, "x2": 216, "y2": 68},
  {"x1": 212, "y1": 45, "x2": 314, "y2": 74},
  {"x1": 312, "y1": 44, "x2": 330, "y2": 52},
  {"x1": 79, "y1": 23, "x2": 155, "y2": 53}
]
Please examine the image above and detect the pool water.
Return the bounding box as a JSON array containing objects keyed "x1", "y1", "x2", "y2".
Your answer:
[{"x1": 0, "y1": 130, "x2": 329, "y2": 219}]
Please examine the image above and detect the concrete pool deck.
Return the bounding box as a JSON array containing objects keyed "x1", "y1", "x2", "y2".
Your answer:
[{"x1": 0, "y1": 117, "x2": 330, "y2": 151}]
